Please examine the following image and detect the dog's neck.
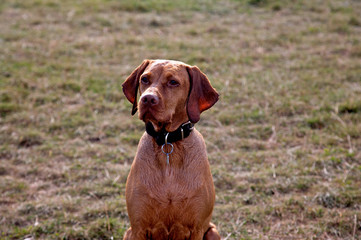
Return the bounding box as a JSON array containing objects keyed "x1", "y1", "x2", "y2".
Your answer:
[{"x1": 145, "y1": 121, "x2": 194, "y2": 146}]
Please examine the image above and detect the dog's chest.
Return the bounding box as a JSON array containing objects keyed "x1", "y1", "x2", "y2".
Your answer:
[
  {"x1": 137, "y1": 165, "x2": 207, "y2": 239},
  {"x1": 146, "y1": 166, "x2": 201, "y2": 206}
]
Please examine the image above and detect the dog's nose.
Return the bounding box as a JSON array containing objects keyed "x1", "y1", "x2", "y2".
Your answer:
[{"x1": 141, "y1": 94, "x2": 159, "y2": 106}]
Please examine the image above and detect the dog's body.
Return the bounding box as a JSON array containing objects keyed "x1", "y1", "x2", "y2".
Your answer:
[{"x1": 122, "y1": 60, "x2": 220, "y2": 240}]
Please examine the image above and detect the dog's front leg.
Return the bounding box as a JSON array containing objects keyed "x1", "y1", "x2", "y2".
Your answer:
[
  {"x1": 123, "y1": 227, "x2": 132, "y2": 240},
  {"x1": 123, "y1": 227, "x2": 150, "y2": 240},
  {"x1": 203, "y1": 223, "x2": 221, "y2": 240}
]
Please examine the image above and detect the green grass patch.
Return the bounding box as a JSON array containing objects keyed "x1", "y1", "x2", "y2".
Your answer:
[
  {"x1": 58, "y1": 80, "x2": 82, "y2": 93},
  {"x1": 0, "y1": 102, "x2": 20, "y2": 117},
  {"x1": 18, "y1": 130, "x2": 44, "y2": 148},
  {"x1": 339, "y1": 100, "x2": 361, "y2": 114}
]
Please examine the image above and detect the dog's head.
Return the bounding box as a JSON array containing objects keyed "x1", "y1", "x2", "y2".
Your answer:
[{"x1": 122, "y1": 59, "x2": 219, "y2": 132}]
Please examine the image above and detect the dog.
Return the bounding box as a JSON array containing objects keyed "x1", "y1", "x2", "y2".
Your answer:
[{"x1": 122, "y1": 59, "x2": 221, "y2": 240}]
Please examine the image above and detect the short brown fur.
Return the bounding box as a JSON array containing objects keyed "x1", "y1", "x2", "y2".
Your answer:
[{"x1": 122, "y1": 60, "x2": 220, "y2": 240}]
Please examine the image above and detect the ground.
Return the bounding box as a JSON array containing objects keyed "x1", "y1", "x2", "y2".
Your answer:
[{"x1": 0, "y1": 0, "x2": 360, "y2": 239}]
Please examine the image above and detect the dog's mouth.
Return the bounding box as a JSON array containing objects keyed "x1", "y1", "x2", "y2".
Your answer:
[
  {"x1": 139, "y1": 107, "x2": 155, "y2": 122},
  {"x1": 139, "y1": 108, "x2": 170, "y2": 131},
  {"x1": 150, "y1": 120, "x2": 166, "y2": 131},
  {"x1": 143, "y1": 117, "x2": 167, "y2": 132}
]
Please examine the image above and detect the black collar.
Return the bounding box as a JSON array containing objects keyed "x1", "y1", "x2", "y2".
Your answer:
[{"x1": 145, "y1": 121, "x2": 194, "y2": 146}]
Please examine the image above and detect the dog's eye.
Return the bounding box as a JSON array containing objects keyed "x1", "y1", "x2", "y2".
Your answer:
[
  {"x1": 168, "y1": 80, "x2": 179, "y2": 87},
  {"x1": 141, "y1": 76, "x2": 149, "y2": 84}
]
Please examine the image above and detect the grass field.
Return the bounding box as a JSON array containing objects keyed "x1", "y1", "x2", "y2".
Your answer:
[{"x1": 1, "y1": 0, "x2": 361, "y2": 239}]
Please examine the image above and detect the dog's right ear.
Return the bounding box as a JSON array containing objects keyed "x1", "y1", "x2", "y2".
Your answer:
[
  {"x1": 122, "y1": 60, "x2": 150, "y2": 115},
  {"x1": 186, "y1": 66, "x2": 219, "y2": 123}
]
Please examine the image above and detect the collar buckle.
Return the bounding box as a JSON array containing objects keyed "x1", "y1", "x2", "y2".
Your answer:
[
  {"x1": 181, "y1": 121, "x2": 193, "y2": 140},
  {"x1": 165, "y1": 132, "x2": 169, "y2": 145}
]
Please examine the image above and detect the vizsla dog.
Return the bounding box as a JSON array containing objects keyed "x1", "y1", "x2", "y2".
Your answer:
[{"x1": 122, "y1": 59, "x2": 221, "y2": 240}]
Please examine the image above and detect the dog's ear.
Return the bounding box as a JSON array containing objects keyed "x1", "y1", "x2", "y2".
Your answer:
[
  {"x1": 122, "y1": 60, "x2": 150, "y2": 115},
  {"x1": 186, "y1": 66, "x2": 219, "y2": 123}
]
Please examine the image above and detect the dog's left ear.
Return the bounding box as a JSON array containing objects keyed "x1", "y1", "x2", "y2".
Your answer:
[
  {"x1": 122, "y1": 60, "x2": 150, "y2": 115},
  {"x1": 186, "y1": 66, "x2": 219, "y2": 123}
]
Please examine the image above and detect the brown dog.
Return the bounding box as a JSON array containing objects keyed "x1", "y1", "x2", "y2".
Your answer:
[{"x1": 122, "y1": 59, "x2": 221, "y2": 240}]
